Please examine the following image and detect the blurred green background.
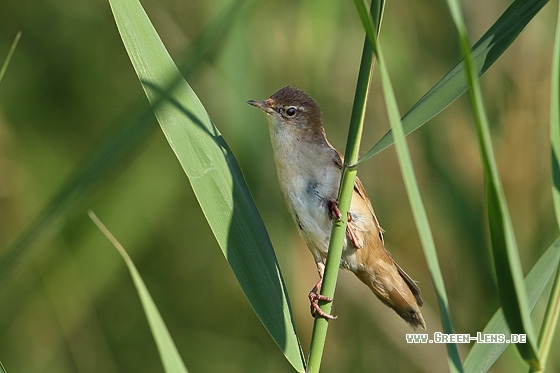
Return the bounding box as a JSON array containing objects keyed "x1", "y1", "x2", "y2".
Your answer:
[{"x1": 0, "y1": 0, "x2": 558, "y2": 371}]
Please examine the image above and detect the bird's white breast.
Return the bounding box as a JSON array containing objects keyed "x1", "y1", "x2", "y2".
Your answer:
[{"x1": 268, "y1": 120, "x2": 341, "y2": 259}]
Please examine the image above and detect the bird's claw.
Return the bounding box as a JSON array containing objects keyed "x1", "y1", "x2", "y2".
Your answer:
[
  {"x1": 329, "y1": 200, "x2": 343, "y2": 220},
  {"x1": 308, "y1": 279, "x2": 337, "y2": 320},
  {"x1": 328, "y1": 200, "x2": 362, "y2": 249}
]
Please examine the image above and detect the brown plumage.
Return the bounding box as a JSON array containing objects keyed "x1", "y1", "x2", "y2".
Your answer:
[{"x1": 248, "y1": 86, "x2": 426, "y2": 329}]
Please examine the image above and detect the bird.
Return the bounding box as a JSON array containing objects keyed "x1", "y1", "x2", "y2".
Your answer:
[{"x1": 248, "y1": 85, "x2": 425, "y2": 329}]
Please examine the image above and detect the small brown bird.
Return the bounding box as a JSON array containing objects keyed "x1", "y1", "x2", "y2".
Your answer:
[{"x1": 248, "y1": 86, "x2": 425, "y2": 329}]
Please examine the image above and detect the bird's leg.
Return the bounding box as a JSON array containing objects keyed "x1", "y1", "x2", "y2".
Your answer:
[
  {"x1": 309, "y1": 262, "x2": 337, "y2": 320},
  {"x1": 328, "y1": 199, "x2": 361, "y2": 249}
]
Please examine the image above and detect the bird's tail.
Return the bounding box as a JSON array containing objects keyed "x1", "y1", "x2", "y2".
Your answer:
[{"x1": 356, "y1": 263, "x2": 426, "y2": 330}]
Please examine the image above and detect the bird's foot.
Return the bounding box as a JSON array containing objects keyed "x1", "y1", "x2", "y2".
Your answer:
[{"x1": 308, "y1": 278, "x2": 337, "y2": 320}]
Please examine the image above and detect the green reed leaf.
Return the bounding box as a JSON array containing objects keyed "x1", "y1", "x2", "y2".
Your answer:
[
  {"x1": 464, "y1": 237, "x2": 560, "y2": 372},
  {"x1": 360, "y1": 0, "x2": 548, "y2": 162},
  {"x1": 109, "y1": 0, "x2": 305, "y2": 370}
]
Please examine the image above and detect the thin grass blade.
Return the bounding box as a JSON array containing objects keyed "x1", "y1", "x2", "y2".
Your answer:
[
  {"x1": 108, "y1": 0, "x2": 305, "y2": 370},
  {"x1": 359, "y1": 0, "x2": 548, "y2": 162},
  {"x1": 533, "y1": 3, "x2": 560, "y2": 370},
  {"x1": 533, "y1": 267, "x2": 560, "y2": 372},
  {"x1": 464, "y1": 236, "x2": 560, "y2": 372},
  {"x1": 444, "y1": 0, "x2": 539, "y2": 368},
  {"x1": 551, "y1": 0, "x2": 560, "y2": 232},
  {"x1": 0, "y1": 31, "x2": 21, "y2": 85},
  {"x1": 89, "y1": 211, "x2": 189, "y2": 373},
  {"x1": 353, "y1": 1, "x2": 462, "y2": 371}
]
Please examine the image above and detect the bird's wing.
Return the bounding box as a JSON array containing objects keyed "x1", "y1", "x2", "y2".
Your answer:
[
  {"x1": 354, "y1": 177, "x2": 424, "y2": 306},
  {"x1": 352, "y1": 176, "x2": 384, "y2": 243}
]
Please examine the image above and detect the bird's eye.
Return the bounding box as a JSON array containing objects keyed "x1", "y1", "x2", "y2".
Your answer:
[{"x1": 285, "y1": 106, "x2": 297, "y2": 117}]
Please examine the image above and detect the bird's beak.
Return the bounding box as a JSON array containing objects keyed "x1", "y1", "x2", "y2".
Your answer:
[{"x1": 247, "y1": 98, "x2": 275, "y2": 115}]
